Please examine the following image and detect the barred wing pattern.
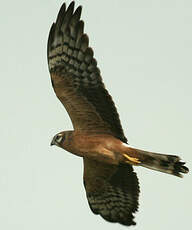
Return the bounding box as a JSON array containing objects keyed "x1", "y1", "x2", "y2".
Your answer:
[
  {"x1": 84, "y1": 158, "x2": 140, "y2": 226},
  {"x1": 47, "y1": 1, "x2": 126, "y2": 142},
  {"x1": 48, "y1": 1, "x2": 140, "y2": 226}
]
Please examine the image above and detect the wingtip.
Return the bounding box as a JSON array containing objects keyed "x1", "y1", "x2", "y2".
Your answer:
[
  {"x1": 60, "y1": 2, "x2": 66, "y2": 10},
  {"x1": 68, "y1": 1, "x2": 75, "y2": 12},
  {"x1": 76, "y1": 5, "x2": 82, "y2": 14},
  {"x1": 55, "y1": 3, "x2": 66, "y2": 25},
  {"x1": 47, "y1": 23, "x2": 56, "y2": 59},
  {"x1": 73, "y1": 5, "x2": 82, "y2": 20}
]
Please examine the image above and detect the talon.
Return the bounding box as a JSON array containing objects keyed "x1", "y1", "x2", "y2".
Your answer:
[{"x1": 123, "y1": 154, "x2": 141, "y2": 165}]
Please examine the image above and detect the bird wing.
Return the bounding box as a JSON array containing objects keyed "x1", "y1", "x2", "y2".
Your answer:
[
  {"x1": 47, "y1": 1, "x2": 126, "y2": 142},
  {"x1": 83, "y1": 158, "x2": 140, "y2": 226}
]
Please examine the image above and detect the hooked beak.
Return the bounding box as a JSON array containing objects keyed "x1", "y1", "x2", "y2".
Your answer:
[{"x1": 50, "y1": 137, "x2": 56, "y2": 146}]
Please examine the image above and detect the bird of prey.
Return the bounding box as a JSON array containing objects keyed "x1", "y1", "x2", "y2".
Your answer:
[{"x1": 47, "y1": 1, "x2": 189, "y2": 226}]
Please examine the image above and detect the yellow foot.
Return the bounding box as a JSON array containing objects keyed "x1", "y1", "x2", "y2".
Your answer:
[{"x1": 123, "y1": 154, "x2": 141, "y2": 165}]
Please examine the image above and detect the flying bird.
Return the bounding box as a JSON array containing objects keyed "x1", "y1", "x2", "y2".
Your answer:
[{"x1": 47, "y1": 1, "x2": 189, "y2": 226}]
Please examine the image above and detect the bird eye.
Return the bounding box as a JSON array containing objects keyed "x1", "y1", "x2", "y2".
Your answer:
[{"x1": 55, "y1": 135, "x2": 63, "y2": 143}]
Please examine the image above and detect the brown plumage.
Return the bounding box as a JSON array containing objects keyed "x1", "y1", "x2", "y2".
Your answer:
[{"x1": 48, "y1": 1, "x2": 189, "y2": 226}]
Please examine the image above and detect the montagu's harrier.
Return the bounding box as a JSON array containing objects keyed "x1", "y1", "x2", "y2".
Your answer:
[{"x1": 48, "y1": 1, "x2": 189, "y2": 226}]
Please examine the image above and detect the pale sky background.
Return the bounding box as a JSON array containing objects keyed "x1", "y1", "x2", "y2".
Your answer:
[{"x1": 1, "y1": 0, "x2": 192, "y2": 229}]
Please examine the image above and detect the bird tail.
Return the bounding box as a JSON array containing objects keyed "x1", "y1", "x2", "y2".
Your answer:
[{"x1": 122, "y1": 146, "x2": 189, "y2": 177}]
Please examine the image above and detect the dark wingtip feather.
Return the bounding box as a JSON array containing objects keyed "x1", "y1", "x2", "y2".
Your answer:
[
  {"x1": 66, "y1": 1, "x2": 75, "y2": 16},
  {"x1": 47, "y1": 23, "x2": 56, "y2": 61},
  {"x1": 71, "y1": 5, "x2": 82, "y2": 23},
  {"x1": 69, "y1": 1, "x2": 75, "y2": 8},
  {"x1": 55, "y1": 3, "x2": 66, "y2": 27},
  {"x1": 59, "y1": 2, "x2": 66, "y2": 12}
]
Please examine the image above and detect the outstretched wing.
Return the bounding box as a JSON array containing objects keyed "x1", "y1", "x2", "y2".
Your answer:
[
  {"x1": 47, "y1": 1, "x2": 126, "y2": 142},
  {"x1": 83, "y1": 158, "x2": 140, "y2": 226}
]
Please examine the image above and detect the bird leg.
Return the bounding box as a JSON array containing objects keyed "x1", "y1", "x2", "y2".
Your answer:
[{"x1": 123, "y1": 153, "x2": 141, "y2": 165}]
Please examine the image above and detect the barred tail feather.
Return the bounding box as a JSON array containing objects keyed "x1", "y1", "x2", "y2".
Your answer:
[{"x1": 125, "y1": 147, "x2": 189, "y2": 177}]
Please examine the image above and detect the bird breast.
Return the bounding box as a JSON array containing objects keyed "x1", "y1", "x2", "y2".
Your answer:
[{"x1": 62, "y1": 131, "x2": 122, "y2": 165}]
